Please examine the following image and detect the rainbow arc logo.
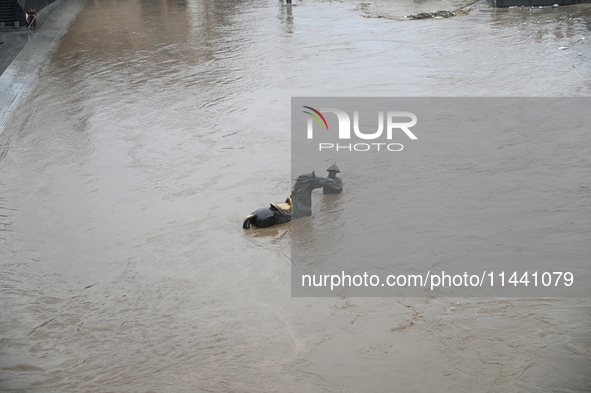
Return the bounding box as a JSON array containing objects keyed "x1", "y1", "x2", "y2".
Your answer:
[{"x1": 302, "y1": 106, "x2": 328, "y2": 130}]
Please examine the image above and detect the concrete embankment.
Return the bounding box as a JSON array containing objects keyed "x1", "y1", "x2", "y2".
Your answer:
[{"x1": 0, "y1": 0, "x2": 86, "y2": 138}]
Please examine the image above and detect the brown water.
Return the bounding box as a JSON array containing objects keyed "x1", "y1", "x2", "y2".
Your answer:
[{"x1": 1, "y1": 0, "x2": 590, "y2": 391}]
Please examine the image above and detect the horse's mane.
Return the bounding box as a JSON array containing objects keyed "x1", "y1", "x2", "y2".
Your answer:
[{"x1": 291, "y1": 172, "x2": 316, "y2": 196}]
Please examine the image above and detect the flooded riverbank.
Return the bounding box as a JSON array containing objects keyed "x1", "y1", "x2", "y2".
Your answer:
[{"x1": 1, "y1": 0, "x2": 590, "y2": 391}]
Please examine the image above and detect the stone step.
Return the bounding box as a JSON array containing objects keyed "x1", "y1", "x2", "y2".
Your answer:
[{"x1": 0, "y1": 0, "x2": 15, "y2": 24}]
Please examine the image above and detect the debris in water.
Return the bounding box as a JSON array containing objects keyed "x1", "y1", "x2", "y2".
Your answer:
[
  {"x1": 407, "y1": 10, "x2": 456, "y2": 20},
  {"x1": 552, "y1": 3, "x2": 559, "y2": 7},
  {"x1": 559, "y1": 46, "x2": 569, "y2": 50}
]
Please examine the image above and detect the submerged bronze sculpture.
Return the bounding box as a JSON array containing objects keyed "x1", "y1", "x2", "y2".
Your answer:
[
  {"x1": 243, "y1": 170, "x2": 338, "y2": 229},
  {"x1": 323, "y1": 163, "x2": 343, "y2": 194}
]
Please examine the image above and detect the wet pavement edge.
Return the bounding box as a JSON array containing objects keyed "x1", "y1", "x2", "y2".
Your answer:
[{"x1": 0, "y1": 0, "x2": 87, "y2": 138}]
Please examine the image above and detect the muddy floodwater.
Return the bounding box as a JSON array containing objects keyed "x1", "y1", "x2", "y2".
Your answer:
[{"x1": 1, "y1": 0, "x2": 591, "y2": 391}]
